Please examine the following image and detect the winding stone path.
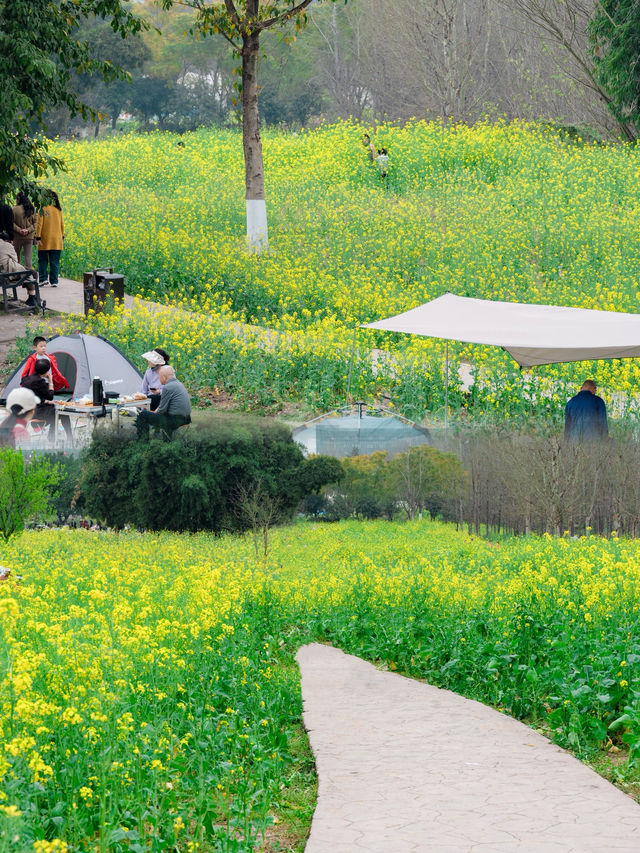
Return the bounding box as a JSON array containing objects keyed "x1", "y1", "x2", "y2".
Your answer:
[{"x1": 297, "y1": 643, "x2": 640, "y2": 852}]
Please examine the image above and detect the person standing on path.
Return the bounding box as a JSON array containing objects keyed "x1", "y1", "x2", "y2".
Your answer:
[
  {"x1": 0, "y1": 205, "x2": 39, "y2": 306},
  {"x1": 12, "y1": 190, "x2": 37, "y2": 270},
  {"x1": 36, "y1": 191, "x2": 64, "y2": 287},
  {"x1": 564, "y1": 379, "x2": 609, "y2": 441}
]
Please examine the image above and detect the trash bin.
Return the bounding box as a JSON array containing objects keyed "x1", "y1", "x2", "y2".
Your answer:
[{"x1": 83, "y1": 268, "x2": 125, "y2": 315}]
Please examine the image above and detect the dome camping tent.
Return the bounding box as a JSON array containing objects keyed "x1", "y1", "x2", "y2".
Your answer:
[
  {"x1": 1, "y1": 333, "x2": 143, "y2": 403},
  {"x1": 293, "y1": 404, "x2": 431, "y2": 459}
]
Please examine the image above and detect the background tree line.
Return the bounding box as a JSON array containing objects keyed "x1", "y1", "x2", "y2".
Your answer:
[{"x1": 44, "y1": 0, "x2": 638, "y2": 140}]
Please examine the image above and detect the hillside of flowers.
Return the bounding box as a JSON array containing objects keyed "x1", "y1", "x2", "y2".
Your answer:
[
  {"x1": 49, "y1": 121, "x2": 640, "y2": 421},
  {"x1": 2, "y1": 521, "x2": 640, "y2": 850}
]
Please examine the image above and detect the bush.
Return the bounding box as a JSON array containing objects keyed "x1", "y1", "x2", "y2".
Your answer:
[
  {"x1": 48, "y1": 452, "x2": 85, "y2": 520},
  {"x1": 321, "y1": 446, "x2": 468, "y2": 523},
  {"x1": 78, "y1": 415, "x2": 339, "y2": 532},
  {"x1": 301, "y1": 493, "x2": 327, "y2": 517},
  {"x1": 0, "y1": 448, "x2": 60, "y2": 539}
]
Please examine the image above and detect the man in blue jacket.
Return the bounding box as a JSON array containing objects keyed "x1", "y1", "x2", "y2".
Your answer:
[{"x1": 564, "y1": 380, "x2": 608, "y2": 441}]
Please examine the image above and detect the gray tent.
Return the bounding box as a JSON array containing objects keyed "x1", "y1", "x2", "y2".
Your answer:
[
  {"x1": 293, "y1": 404, "x2": 431, "y2": 458},
  {"x1": 1, "y1": 333, "x2": 143, "y2": 402}
]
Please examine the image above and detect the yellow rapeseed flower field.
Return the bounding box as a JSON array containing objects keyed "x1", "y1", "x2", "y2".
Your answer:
[
  {"x1": 2, "y1": 521, "x2": 640, "y2": 848},
  {"x1": 44, "y1": 121, "x2": 640, "y2": 421}
]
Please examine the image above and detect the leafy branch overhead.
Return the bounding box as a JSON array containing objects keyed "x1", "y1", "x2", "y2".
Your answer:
[
  {"x1": 0, "y1": 0, "x2": 146, "y2": 198},
  {"x1": 166, "y1": 0, "x2": 328, "y2": 45}
]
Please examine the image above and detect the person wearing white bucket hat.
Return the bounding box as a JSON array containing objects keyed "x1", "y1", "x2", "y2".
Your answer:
[
  {"x1": 0, "y1": 387, "x2": 40, "y2": 449},
  {"x1": 140, "y1": 347, "x2": 170, "y2": 411}
]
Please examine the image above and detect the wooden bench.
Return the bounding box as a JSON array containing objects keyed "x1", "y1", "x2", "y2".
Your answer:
[{"x1": 0, "y1": 270, "x2": 43, "y2": 313}]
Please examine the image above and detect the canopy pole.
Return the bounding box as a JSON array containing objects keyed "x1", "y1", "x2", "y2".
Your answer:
[
  {"x1": 444, "y1": 340, "x2": 449, "y2": 446},
  {"x1": 346, "y1": 325, "x2": 357, "y2": 407}
]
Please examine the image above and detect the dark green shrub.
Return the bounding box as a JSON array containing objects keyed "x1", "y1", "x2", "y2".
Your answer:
[
  {"x1": 354, "y1": 495, "x2": 382, "y2": 520},
  {"x1": 47, "y1": 452, "x2": 85, "y2": 519},
  {"x1": 78, "y1": 415, "x2": 338, "y2": 532},
  {"x1": 295, "y1": 455, "x2": 344, "y2": 494},
  {"x1": 301, "y1": 493, "x2": 327, "y2": 517},
  {"x1": 323, "y1": 494, "x2": 352, "y2": 522},
  {"x1": 78, "y1": 431, "x2": 143, "y2": 529}
]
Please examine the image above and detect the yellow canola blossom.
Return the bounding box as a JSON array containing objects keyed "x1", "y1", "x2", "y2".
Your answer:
[
  {"x1": 45, "y1": 120, "x2": 640, "y2": 419},
  {"x1": 2, "y1": 520, "x2": 640, "y2": 845}
]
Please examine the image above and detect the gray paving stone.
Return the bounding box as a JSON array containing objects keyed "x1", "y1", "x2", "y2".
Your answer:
[{"x1": 298, "y1": 643, "x2": 640, "y2": 852}]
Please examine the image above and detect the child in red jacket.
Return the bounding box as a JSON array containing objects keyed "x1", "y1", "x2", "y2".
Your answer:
[{"x1": 21, "y1": 335, "x2": 70, "y2": 392}]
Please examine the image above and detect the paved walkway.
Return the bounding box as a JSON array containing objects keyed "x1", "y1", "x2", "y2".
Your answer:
[
  {"x1": 0, "y1": 276, "x2": 134, "y2": 354},
  {"x1": 39, "y1": 275, "x2": 136, "y2": 315},
  {"x1": 297, "y1": 643, "x2": 640, "y2": 852}
]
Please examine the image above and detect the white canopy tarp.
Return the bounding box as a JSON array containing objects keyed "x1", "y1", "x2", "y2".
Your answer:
[{"x1": 363, "y1": 293, "x2": 640, "y2": 367}]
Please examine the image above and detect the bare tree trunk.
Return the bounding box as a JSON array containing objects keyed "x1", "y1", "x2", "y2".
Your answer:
[{"x1": 242, "y1": 29, "x2": 269, "y2": 250}]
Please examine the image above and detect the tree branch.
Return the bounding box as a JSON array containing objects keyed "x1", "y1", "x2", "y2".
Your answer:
[
  {"x1": 223, "y1": 0, "x2": 242, "y2": 32},
  {"x1": 258, "y1": 0, "x2": 316, "y2": 32}
]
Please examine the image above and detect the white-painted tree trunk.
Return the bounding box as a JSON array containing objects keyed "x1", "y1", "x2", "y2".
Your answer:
[{"x1": 246, "y1": 198, "x2": 269, "y2": 251}]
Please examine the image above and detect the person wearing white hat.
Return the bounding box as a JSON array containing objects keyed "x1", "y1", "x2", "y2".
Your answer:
[
  {"x1": 140, "y1": 347, "x2": 170, "y2": 411},
  {"x1": 0, "y1": 387, "x2": 40, "y2": 449}
]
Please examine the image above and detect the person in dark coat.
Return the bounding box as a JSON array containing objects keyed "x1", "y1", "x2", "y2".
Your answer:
[
  {"x1": 20, "y1": 357, "x2": 55, "y2": 443},
  {"x1": 564, "y1": 379, "x2": 608, "y2": 441}
]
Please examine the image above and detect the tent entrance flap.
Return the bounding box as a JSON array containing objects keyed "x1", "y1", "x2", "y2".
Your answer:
[{"x1": 363, "y1": 293, "x2": 640, "y2": 367}]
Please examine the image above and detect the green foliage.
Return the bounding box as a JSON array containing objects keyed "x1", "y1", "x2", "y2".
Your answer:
[
  {"x1": 159, "y1": 1, "x2": 338, "y2": 48},
  {"x1": 259, "y1": 29, "x2": 324, "y2": 126},
  {"x1": 0, "y1": 0, "x2": 145, "y2": 197},
  {"x1": 590, "y1": 1, "x2": 640, "y2": 133},
  {"x1": 336, "y1": 451, "x2": 392, "y2": 519},
  {"x1": 0, "y1": 448, "x2": 60, "y2": 540},
  {"x1": 386, "y1": 444, "x2": 468, "y2": 521},
  {"x1": 296, "y1": 454, "x2": 344, "y2": 494},
  {"x1": 325, "y1": 446, "x2": 466, "y2": 521},
  {"x1": 75, "y1": 18, "x2": 151, "y2": 132},
  {"x1": 78, "y1": 431, "x2": 142, "y2": 530},
  {"x1": 47, "y1": 452, "x2": 84, "y2": 520},
  {"x1": 78, "y1": 417, "x2": 337, "y2": 532}
]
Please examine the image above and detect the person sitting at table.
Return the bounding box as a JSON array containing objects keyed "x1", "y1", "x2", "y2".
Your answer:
[
  {"x1": 20, "y1": 358, "x2": 56, "y2": 444},
  {"x1": 21, "y1": 336, "x2": 72, "y2": 444},
  {"x1": 0, "y1": 387, "x2": 40, "y2": 449},
  {"x1": 135, "y1": 365, "x2": 191, "y2": 439},
  {"x1": 140, "y1": 347, "x2": 170, "y2": 412}
]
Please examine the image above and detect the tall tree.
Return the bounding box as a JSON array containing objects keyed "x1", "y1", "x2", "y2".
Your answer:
[
  {"x1": 508, "y1": 0, "x2": 637, "y2": 140},
  {"x1": 308, "y1": 1, "x2": 368, "y2": 120},
  {"x1": 590, "y1": 0, "x2": 640, "y2": 133},
  {"x1": 160, "y1": 0, "x2": 342, "y2": 251},
  {"x1": 81, "y1": 19, "x2": 151, "y2": 132},
  {"x1": 0, "y1": 0, "x2": 145, "y2": 200}
]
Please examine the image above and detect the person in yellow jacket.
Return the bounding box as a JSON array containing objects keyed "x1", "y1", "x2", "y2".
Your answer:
[{"x1": 36, "y1": 190, "x2": 64, "y2": 287}]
